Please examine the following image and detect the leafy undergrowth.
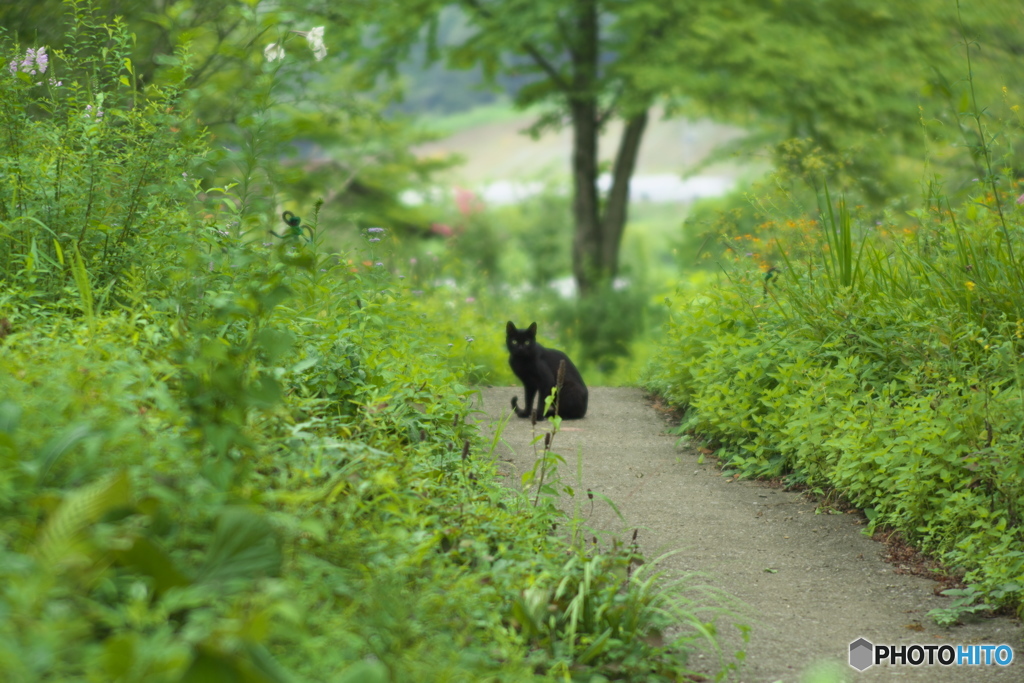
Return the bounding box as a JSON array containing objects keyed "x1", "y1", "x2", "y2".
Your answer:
[
  {"x1": 645, "y1": 180, "x2": 1024, "y2": 622},
  {"x1": 1, "y1": 238, "x2": 744, "y2": 681},
  {"x1": 647, "y1": 33, "x2": 1024, "y2": 621},
  {"x1": 0, "y1": 7, "x2": 739, "y2": 681}
]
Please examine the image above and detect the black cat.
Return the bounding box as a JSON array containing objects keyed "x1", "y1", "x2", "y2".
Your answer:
[{"x1": 506, "y1": 321, "x2": 588, "y2": 419}]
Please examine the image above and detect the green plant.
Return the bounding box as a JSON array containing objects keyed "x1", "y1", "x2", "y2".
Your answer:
[
  {"x1": 1, "y1": 5, "x2": 739, "y2": 680},
  {"x1": 644, "y1": 38, "x2": 1024, "y2": 614},
  {"x1": 0, "y1": 3, "x2": 203, "y2": 306},
  {"x1": 927, "y1": 586, "x2": 995, "y2": 627}
]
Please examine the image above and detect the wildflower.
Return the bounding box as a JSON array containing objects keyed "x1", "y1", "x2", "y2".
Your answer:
[
  {"x1": 368, "y1": 238, "x2": 380, "y2": 243},
  {"x1": 465, "y1": 336, "x2": 474, "y2": 343},
  {"x1": 965, "y1": 281, "x2": 976, "y2": 291},
  {"x1": 447, "y1": 343, "x2": 454, "y2": 348},
  {"x1": 10, "y1": 46, "x2": 48, "y2": 75},
  {"x1": 431, "y1": 222, "x2": 454, "y2": 237},
  {"x1": 306, "y1": 27, "x2": 327, "y2": 61},
  {"x1": 288, "y1": 26, "x2": 327, "y2": 61},
  {"x1": 264, "y1": 43, "x2": 286, "y2": 62},
  {"x1": 375, "y1": 262, "x2": 384, "y2": 267},
  {"x1": 1017, "y1": 193, "x2": 1024, "y2": 206},
  {"x1": 20, "y1": 48, "x2": 35, "y2": 73},
  {"x1": 465, "y1": 297, "x2": 475, "y2": 303},
  {"x1": 454, "y1": 187, "x2": 482, "y2": 215}
]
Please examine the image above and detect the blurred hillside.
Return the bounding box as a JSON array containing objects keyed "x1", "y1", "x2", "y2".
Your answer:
[{"x1": 411, "y1": 107, "x2": 755, "y2": 205}]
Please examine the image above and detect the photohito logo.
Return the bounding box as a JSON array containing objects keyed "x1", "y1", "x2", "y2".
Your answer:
[{"x1": 849, "y1": 637, "x2": 1014, "y2": 671}]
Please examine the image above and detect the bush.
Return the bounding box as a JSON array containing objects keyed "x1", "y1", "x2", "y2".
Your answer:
[
  {"x1": 0, "y1": 5, "x2": 738, "y2": 680},
  {"x1": 0, "y1": 7, "x2": 204, "y2": 308},
  {"x1": 646, "y1": 180, "x2": 1024, "y2": 618}
]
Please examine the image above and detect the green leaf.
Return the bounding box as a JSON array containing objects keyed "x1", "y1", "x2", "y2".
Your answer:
[
  {"x1": 0, "y1": 400, "x2": 20, "y2": 434},
  {"x1": 113, "y1": 536, "x2": 191, "y2": 595},
  {"x1": 336, "y1": 660, "x2": 390, "y2": 683},
  {"x1": 196, "y1": 508, "x2": 282, "y2": 584},
  {"x1": 255, "y1": 328, "x2": 295, "y2": 363},
  {"x1": 35, "y1": 471, "x2": 133, "y2": 566},
  {"x1": 35, "y1": 423, "x2": 95, "y2": 483}
]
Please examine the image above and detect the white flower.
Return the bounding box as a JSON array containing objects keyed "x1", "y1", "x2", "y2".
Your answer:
[
  {"x1": 264, "y1": 43, "x2": 286, "y2": 62},
  {"x1": 290, "y1": 26, "x2": 327, "y2": 61},
  {"x1": 305, "y1": 26, "x2": 327, "y2": 61}
]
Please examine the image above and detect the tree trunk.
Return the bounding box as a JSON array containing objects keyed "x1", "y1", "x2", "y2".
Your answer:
[
  {"x1": 563, "y1": 0, "x2": 650, "y2": 296},
  {"x1": 570, "y1": 100, "x2": 601, "y2": 295},
  {"x1": 569, "y1": 107, "x2": 650, "y2": 295},
  {"x1": 568, "y1": 0, "x2": 602, "y2": 295},
  {"x1": 599, "y1": 110, "x2": 649, "y2": 278}
]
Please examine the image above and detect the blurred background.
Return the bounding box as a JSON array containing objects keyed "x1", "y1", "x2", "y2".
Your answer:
[{"x1": 5, "y1": 0, "x2": 1022, "y2": 384}]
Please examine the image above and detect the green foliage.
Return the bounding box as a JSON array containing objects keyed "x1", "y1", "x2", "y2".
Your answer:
[
  {"x1": 0, "y1": 5, "x2": 203, "y2": 305},
  {"x1": 356, "y1": 182, "x2": 665, "y2": 385},
  {"x1": 647, "y1": 121, "x2": 1024, "y2": 623},
  {"x1": 0, "y1": 0, "x2": 450, "y2": 247},
  {"x1": 927, "y1": 586, "x2": 995, "y2": 627},
  {"x1": 0, "y1": 6, "x2": 735, "y2": 681},
  {"x1": 1, "y1": 205, "x2": 732, "y2": 681},
  {"x1": 647, "y1": 32, "x2": 1024, "y2": 620}
]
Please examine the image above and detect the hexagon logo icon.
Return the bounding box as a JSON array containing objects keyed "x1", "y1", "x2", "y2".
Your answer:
[{"x1": 849, "y1": 637, "x2": 874, "y2": 671}]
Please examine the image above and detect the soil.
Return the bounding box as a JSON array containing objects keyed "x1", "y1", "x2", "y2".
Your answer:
[{"x1": 473, "y1": 386, "x2": 1023, "y2": 682}]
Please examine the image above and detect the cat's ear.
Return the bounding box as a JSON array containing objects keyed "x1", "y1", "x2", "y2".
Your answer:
[
  {"x1": 527, "y1": 322, "x2": 537, "y2": 335},
  {"x1": 506, "y1": 321, "x2": 516, "y2": 335}
]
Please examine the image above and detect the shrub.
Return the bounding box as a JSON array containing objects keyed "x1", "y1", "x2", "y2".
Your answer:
[
  {"x1": 646, "y1": 182, "x2": 1024, "y2": 618},
  {"x1": 0, "y1": 5, "x2": 739, "y2": 680},
  {"x1": 0, "y1": 4, "x2": 204, "y2": 309}
]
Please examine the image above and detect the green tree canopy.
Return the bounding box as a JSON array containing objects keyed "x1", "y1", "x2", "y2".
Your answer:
[{"x1": 332, "y1": 0, "x2": 1022, "y2": 292}]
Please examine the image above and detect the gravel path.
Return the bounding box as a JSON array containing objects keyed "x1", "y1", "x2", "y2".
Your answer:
[{"x1": 473, "y1": 386, "x2": 1022, "y2": 682}]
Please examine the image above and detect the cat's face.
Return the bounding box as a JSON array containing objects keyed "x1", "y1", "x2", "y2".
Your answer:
[{"x1": 506, "y1": 321, "x2": 538, "y2": 356}]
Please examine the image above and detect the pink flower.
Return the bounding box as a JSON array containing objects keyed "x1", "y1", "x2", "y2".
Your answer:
[
  {"x1": 454, "y1": 187, "x2": 483, "y2": 216},
  {"x1": 1017, "y1": 193, "x2": 1024, "y2": 206},
  {"x1": 431, "y1": 222, "x2": 454, "y2": 237},
  {"x1": 11, "y1": 47, "x2": 47, "y2": 76}
]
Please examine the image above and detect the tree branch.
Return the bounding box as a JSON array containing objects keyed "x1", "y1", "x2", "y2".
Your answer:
[
  {"x1": 460, "y1": 0, "x2": 570, "y2": 91},
  {"x1": 596, "y1": 83, "x2": 624, "y2": 129}
]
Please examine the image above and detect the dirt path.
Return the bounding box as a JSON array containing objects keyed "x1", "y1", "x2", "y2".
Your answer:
[{"x1": 473, "y1": 387, "x2": 1022, "y2": 682}]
